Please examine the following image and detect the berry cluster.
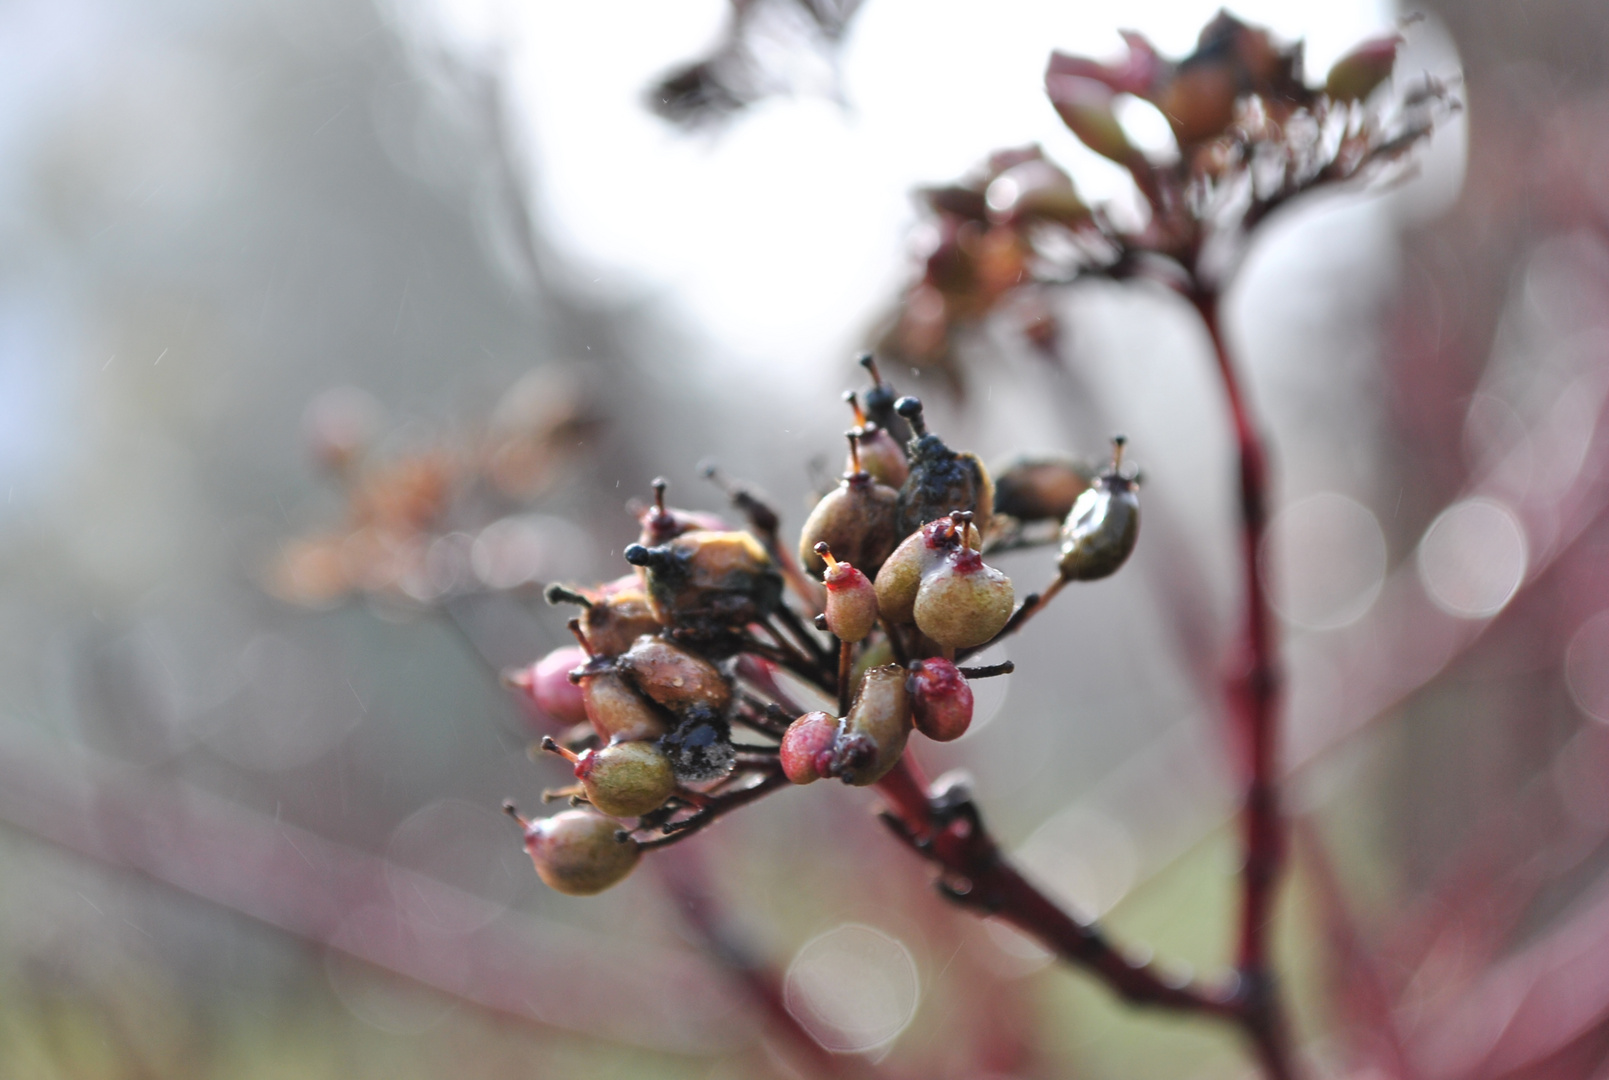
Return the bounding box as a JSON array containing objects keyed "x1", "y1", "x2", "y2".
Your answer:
[{"x1": 504, "y1": 356, "x2": 1140, "y2": 895}]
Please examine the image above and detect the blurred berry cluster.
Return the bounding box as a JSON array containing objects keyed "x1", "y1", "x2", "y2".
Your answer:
[
  {"x1": 877, "y1": 12, "x2": 1451, "y2": 387},
  {"x1": 504, "y1": 356, "x2": 1140, "y2": 896}
]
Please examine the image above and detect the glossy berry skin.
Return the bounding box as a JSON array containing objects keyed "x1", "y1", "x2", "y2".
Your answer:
[
  {"x1": 823, "y1": 559, "x2": 878, "y2": 643},
  {"x1": 913, "y1": 548, "x2": 1015, "y2": 651},
  {"x1": 798, "y1": 474, "x2": 900, "y2": 578},
  {"x1": 618, "y1": 635, "x2": 732, "y2": 717},
  {"x1": 1057, "y1": 473, "x2": 1139, "y2": 582},
  {"x1": 780, "y1": 711, "x2": 840, "y2": 784},
  {"x1": 523, "y1": 809, "x2": 639, "y2": 896},
  {"x1": 907, "y1": 658, "x2": 974, "y2": 742},
  {"x1": 875, "y1": 517, "x2": 963, "y2": 625},
  {"x1": 574, "y1": 741, "x2": 677, "y2": 818},
  {"x1": 834, "y1": 664, "x2": 911, "y2": 786},
  {"x1": 579, "y1": 668, "x2": 670, "y2": 743},
  {"x1": 509, "y1": 645, "x2": 589, "y2": 728}
]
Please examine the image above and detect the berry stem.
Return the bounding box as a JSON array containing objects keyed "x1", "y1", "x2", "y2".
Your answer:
[{"x1": 837, "y1": 639, "x2": 853, "y2": 715}]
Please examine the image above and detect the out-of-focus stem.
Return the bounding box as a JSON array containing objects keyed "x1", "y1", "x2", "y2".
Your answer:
[
  {"x1": 654, "y1": 849, "x2": 885, "y2": 1080},
  {"x1": 1191, "y1": 285, "x2": 1293, "y2": 1079}
]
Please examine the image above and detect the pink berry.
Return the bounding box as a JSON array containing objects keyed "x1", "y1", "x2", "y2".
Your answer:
[
  {"x1": 509, "y1": 645, "x2": 589, "y2": 729},
  {"x1": 780, "y1": 711, "x2": 840, "y2": 784},
  {"x1": 908, "y1": 658, "x2": 974, "y2": 742}
]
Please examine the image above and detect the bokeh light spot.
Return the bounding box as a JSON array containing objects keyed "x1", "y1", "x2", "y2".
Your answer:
[
  {"x1": 784, "y1": 924, "x2": 919, "y2": 1054},
  {"x1": 1416, "y1": 498, "x2": 1527, "y2": 619},
  {"x1": 1262, "y1": 492, "x2": 1387, "y2": 630}
]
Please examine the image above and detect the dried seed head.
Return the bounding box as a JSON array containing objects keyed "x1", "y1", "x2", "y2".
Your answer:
[
  {"x1": 907, "y1": 658, "x2": 975, "y2": 742},
  {"x1": 624, "y1": 530, "x2": 783, "y2": 635},
  {"x1": 617, "y1": 634, "x2": 733, "y2": 717},
  {"x1": 833, "y1": 664, "x2": 911, "y2": 786},
  {"x1": 912, "y1": 544, "x2": 1015, "y2": 651},
  {"x1": 578, "y1": 668, "x2": 670, "y2": 743},
  {"x1": 991, "y1": 453, "x2": 1094, "y2": 523},
  {"x1": 1057, "y1": 437, "x2": 1139, "y2": 582},
  {"x1": 548, "y1": 738, "x2": 677, "y2": 819},
  {"x1": 817, "y1": 543, "x2": 879, "y2": 643},
  {"x1": 893, "y1": 396, "x2": 994, "y2": 536},
  {"x1": 511, "y1": 805, "x2": 640, "y2": 896},
  {"x1": 779, "y1": 711, "x2": 839, "y2": 784}
]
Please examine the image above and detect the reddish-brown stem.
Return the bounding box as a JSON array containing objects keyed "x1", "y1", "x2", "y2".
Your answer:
[
  {"x1": 872, "y1": 757, "x2": 1238, "y2": 1015},
  {"x1": 1191, "y1": 286, "x2": 1293, "y2": 1078}
]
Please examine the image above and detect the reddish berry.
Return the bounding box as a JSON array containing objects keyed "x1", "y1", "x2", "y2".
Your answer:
[
  {"x1": 506, "y1": 645, "x2": 589, "y2": 728},
  {"x1": 908, "y1": 658, "x2": 974, "y2": 741},
  {"x1": 780, "y1": 711, "x2": 840, "y2": 784},
  {"x1": 817, "y1": 543, "x2": 878, "y2": 643}
]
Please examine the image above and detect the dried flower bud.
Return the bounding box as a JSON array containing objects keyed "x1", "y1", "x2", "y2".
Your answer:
[
  {"x1": 818, "y1": 544, "x2": 878, "y2": 643},
  {"x1": 617, "y1": 634, "x2": 732, "y2": 718},
  {"x1": 551, "y1": 739, "x2": 677, "y2": 819},
  {"x1": 514, "y1": 807, "x2": 639, "y2": 896},
  {"x1": 907, "y1": 658, "x2": 974, "y2": 742},
  {"x1": 1058, "y1": 438, "x2": 1140, "y2": 582},
  {"x1": 624, "y1": 530, "x2": 783, "y2": 634},
  {"x1": 636, "y1": 477, "x2": 728, "y2": 546},
  {"x1": 780, "y1": 711, "x2": 839, "y2": 784},
  {"x1": 894, "y1": 396, "x2": 994, "y2": 536},
  {"x1": 578, "y1": 668, "x2": 670, "y2": 743},
  {"x1": 546, "y1": 577, "x2": 663, "y2": 658},
  {"x1": 506, "y1": 645, "x2": 589, "y2": 728},
  {"x1": 913, "y1": 545, "x2": 1015, "y2": 651},
  {"x1": 1324, "y1": 35, "x2": 1401, "y2": 103},
  {"x1": 832, "y1": 664, "x2": 911, "y2": 786},
  {"x1": 799, "y1": 432, "x2": 900, "y2": 578},
  {"x1": 992, "y1": 453, "x2": 1094, "y2": 522}
]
